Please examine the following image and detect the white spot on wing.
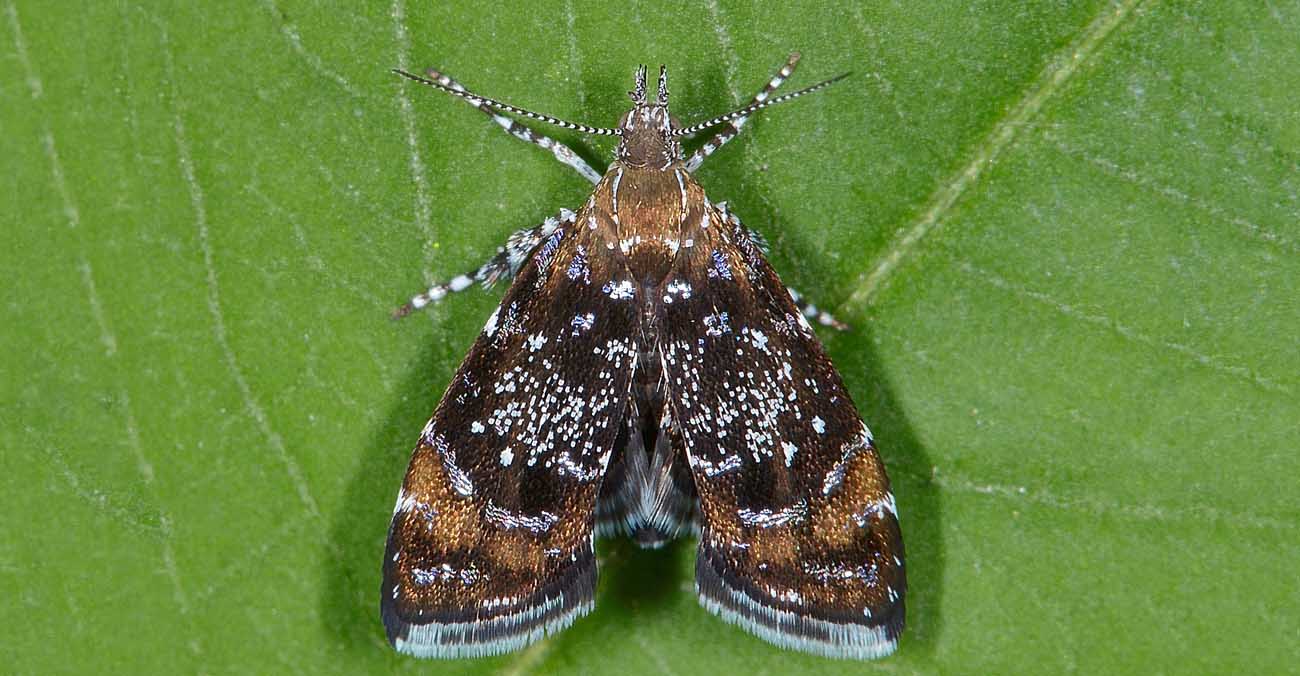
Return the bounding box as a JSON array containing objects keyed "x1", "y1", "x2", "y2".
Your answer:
[
  {"x1": 444, "y1": 454, "x2": 474, "y2": 497},
  {"x1": 610, "y1": 167, "x2": 623, "y2": 223},
  {"x1": 782, "y1": 441, "x2": 798, "y2": 467},
  {"x1": 485, "y1": 499, "x2": 559, "y2": 534},
  {"x1": 704, "y1": 312, "x2": 731, "y2": 336},
  {"x1": 822, "y1": 428, "x2": 872, "y2": 497},
  {"x1": 602, "y1": 279, "x2": 635, "y2": 300},
  {"x1": 566, "y1": 245, "x2": 590, "y2": 283},
  {"x1": 668, "y1": 279, "x2": 692, "y2": 297},
  {"x1": 570, "y1": 312, "x2": 595, "y2": 335},
  {"x1": 738, "y1": 500, "x2": 808, "y2": 528},
  {"x1": 708, "y1": 249, "x2": 733, "y2": 280},
  {"x1": 694, "y1": 453, "x2": 742, "y2": 477},
  {"x1": 674, "y1": 169, "x2": 688, "y2": 212},
  {"x1": 393, "y1": 488, "x2": 419, "y2": 515}
]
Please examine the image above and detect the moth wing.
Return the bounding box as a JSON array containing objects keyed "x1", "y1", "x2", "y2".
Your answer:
[
  {"x1": 381, "y1": 213, "x2": 639, "y2": 657},
  {"x1": 658, "y1": 207, "x2": 905, "y2": 658}
]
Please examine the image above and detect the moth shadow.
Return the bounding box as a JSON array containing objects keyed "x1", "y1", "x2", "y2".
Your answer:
[
  {"x1": 826, "y1": 322, "x2": 945, "y2": 660},
  {"x1": 597, "y1": 536, "x2": 692, "y2": 611},
  {"x1": 321, "y1": 327, "x2": 512, "y2": 673},
  {"x1": 318, "y1": 336, "x2": 433, "y2": 657}
]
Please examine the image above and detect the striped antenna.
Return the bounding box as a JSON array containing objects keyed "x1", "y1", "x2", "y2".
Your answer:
[
  {"x1": 393, "y1": 69, "x2": 621, "y2": 136},
  {"x1": 671, "y1": 72, "x2": 850, "y2": 137}
]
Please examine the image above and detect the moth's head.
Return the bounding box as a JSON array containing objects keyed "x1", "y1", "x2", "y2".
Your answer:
[{"x1": 616, "y1": 65, "x2": 683, "y2": 168}]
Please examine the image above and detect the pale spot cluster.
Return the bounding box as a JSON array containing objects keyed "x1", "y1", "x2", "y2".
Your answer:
[
  {"x1": 667, "y1": 322, "x2": 812, "y2": 469},
  {"x1": 708, "y1": 249, "x2": 733, "y2": 280},
  {"x1": 410, "y1": 562, "x2": 482, "y2": 587},
  {"x1": 802, "y1": 560, "x2": 880, "y2": 587},
  {"x1": 485, "y1": 498, "x2": 559, "y2": 534},
  {"x1": 566, "y1": 245, "x2": 590, "y2": 283},
  {"x1": 602, "y1": 279, "x2": 635, "y2": 300},
  {"x1": 737, "y1": 499, "x2": 808, "y2": 528},
  {"x1": 662, "y1": 279, "x2": 693, "y2": 304},
  {"x1": 474, "y1": 332, "x2": 634, "y2": 485},
  {"x1": 570, "y1": 312, "x2": 595, "y2": 335}
]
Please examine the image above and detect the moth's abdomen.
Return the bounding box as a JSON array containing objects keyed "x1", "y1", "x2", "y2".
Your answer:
[{"x1": 594, "y1": 316, "x2": 699, "y2": 548}]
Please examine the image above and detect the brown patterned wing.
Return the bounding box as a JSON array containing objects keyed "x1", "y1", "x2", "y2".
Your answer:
[
  {"x1": 657, "y1": 205, "x2": 905, "y2": 659},
  {"x1": 381, "y1": 211, "x2": 639, "y2": 657}
]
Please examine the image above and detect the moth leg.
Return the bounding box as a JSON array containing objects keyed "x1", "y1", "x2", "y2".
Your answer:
[
  {"x1": 421, "y1": 66, "x2": 603, "y2": 184},
  {"x1": 392, "y1": 208, "x2": 576, "y2": 318},
  {"x1": 684, "y1": 52, "x2": 801, "y2": 173},
  {"x1": 787, "y1": 287, "x2": 849, "y2": 331}
]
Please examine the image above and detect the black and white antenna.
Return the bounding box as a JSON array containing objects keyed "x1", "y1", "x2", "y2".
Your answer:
[
  {"x1": 393, "y1": 69, "x2": 621, "y2": 136},
  {"x1": 672, "y1": 72, "x2": 850, "y2": 137}
]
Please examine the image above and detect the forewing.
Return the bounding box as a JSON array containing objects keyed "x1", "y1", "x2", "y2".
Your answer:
[
  {"x1": 658, "y1": 206, "x2": 905, "y2": 659},
  {"x1": 381, "y1": 212, "x2": 639, "y2": 657}
]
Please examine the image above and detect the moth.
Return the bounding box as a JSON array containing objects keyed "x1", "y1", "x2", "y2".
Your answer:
[{"x1": 381, "y1": 53, "x2": 905, "y2": 660}]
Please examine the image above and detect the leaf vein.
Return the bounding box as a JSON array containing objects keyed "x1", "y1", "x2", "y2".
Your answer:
[
  {"x1": 390, "y1": 0, "x2": 437, "y2": 275},
  {"x1": 160, "y1": 22, "x2": 322, "y2": 518},
  {"x1": 843, "y1": 0, "x2": 1148, "y2": 310},
  {"x1": 259, "y1": 0, "x2": 363, "y2": 98},
  {"x1": 1044, "y1": 133, "x2": 1300, "y2": 254},
  {"x1": 932, "y1": 466, "x2": 1294, "y2": 530},
  {"x1": 955, "y1": 259, "x2": 1291, "y2": 395}
]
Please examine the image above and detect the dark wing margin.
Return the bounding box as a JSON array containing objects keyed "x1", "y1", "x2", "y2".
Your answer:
[
  {"x1": 381, "y1": 212, "x2": 639, "y2": 658},
  {"x1": 658, "y1": 204, "x2": 905, "y2": 659}
]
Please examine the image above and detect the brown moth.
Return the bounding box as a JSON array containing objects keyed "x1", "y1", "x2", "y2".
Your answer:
[{"x1": 382, "y1": 54, "x2": 905, "y2": 660}]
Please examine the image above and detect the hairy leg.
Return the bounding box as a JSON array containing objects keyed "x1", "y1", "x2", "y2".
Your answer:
[
  {"x1": 684, "y1": 52, "x2": 801, "y2": 172},
  {"x1": 392, "y1": 208, "x2": 577, "y2": 318},
  {"x1": 421, "y1": 67, "x2": 602, "y2": 184}
]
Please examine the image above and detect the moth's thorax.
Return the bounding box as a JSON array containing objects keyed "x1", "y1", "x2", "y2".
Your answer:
[
  {"x1": 588, "y1": 162, "x2": 706, "y2": 282},
  {"x1": 615, "y1": 105, "x2": 683, "y2": 169}
]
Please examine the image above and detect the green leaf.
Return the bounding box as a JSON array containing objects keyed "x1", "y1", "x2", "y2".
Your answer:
[{"x1": 3, "y1": 1, "x2": 1297, "y2": 673}]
